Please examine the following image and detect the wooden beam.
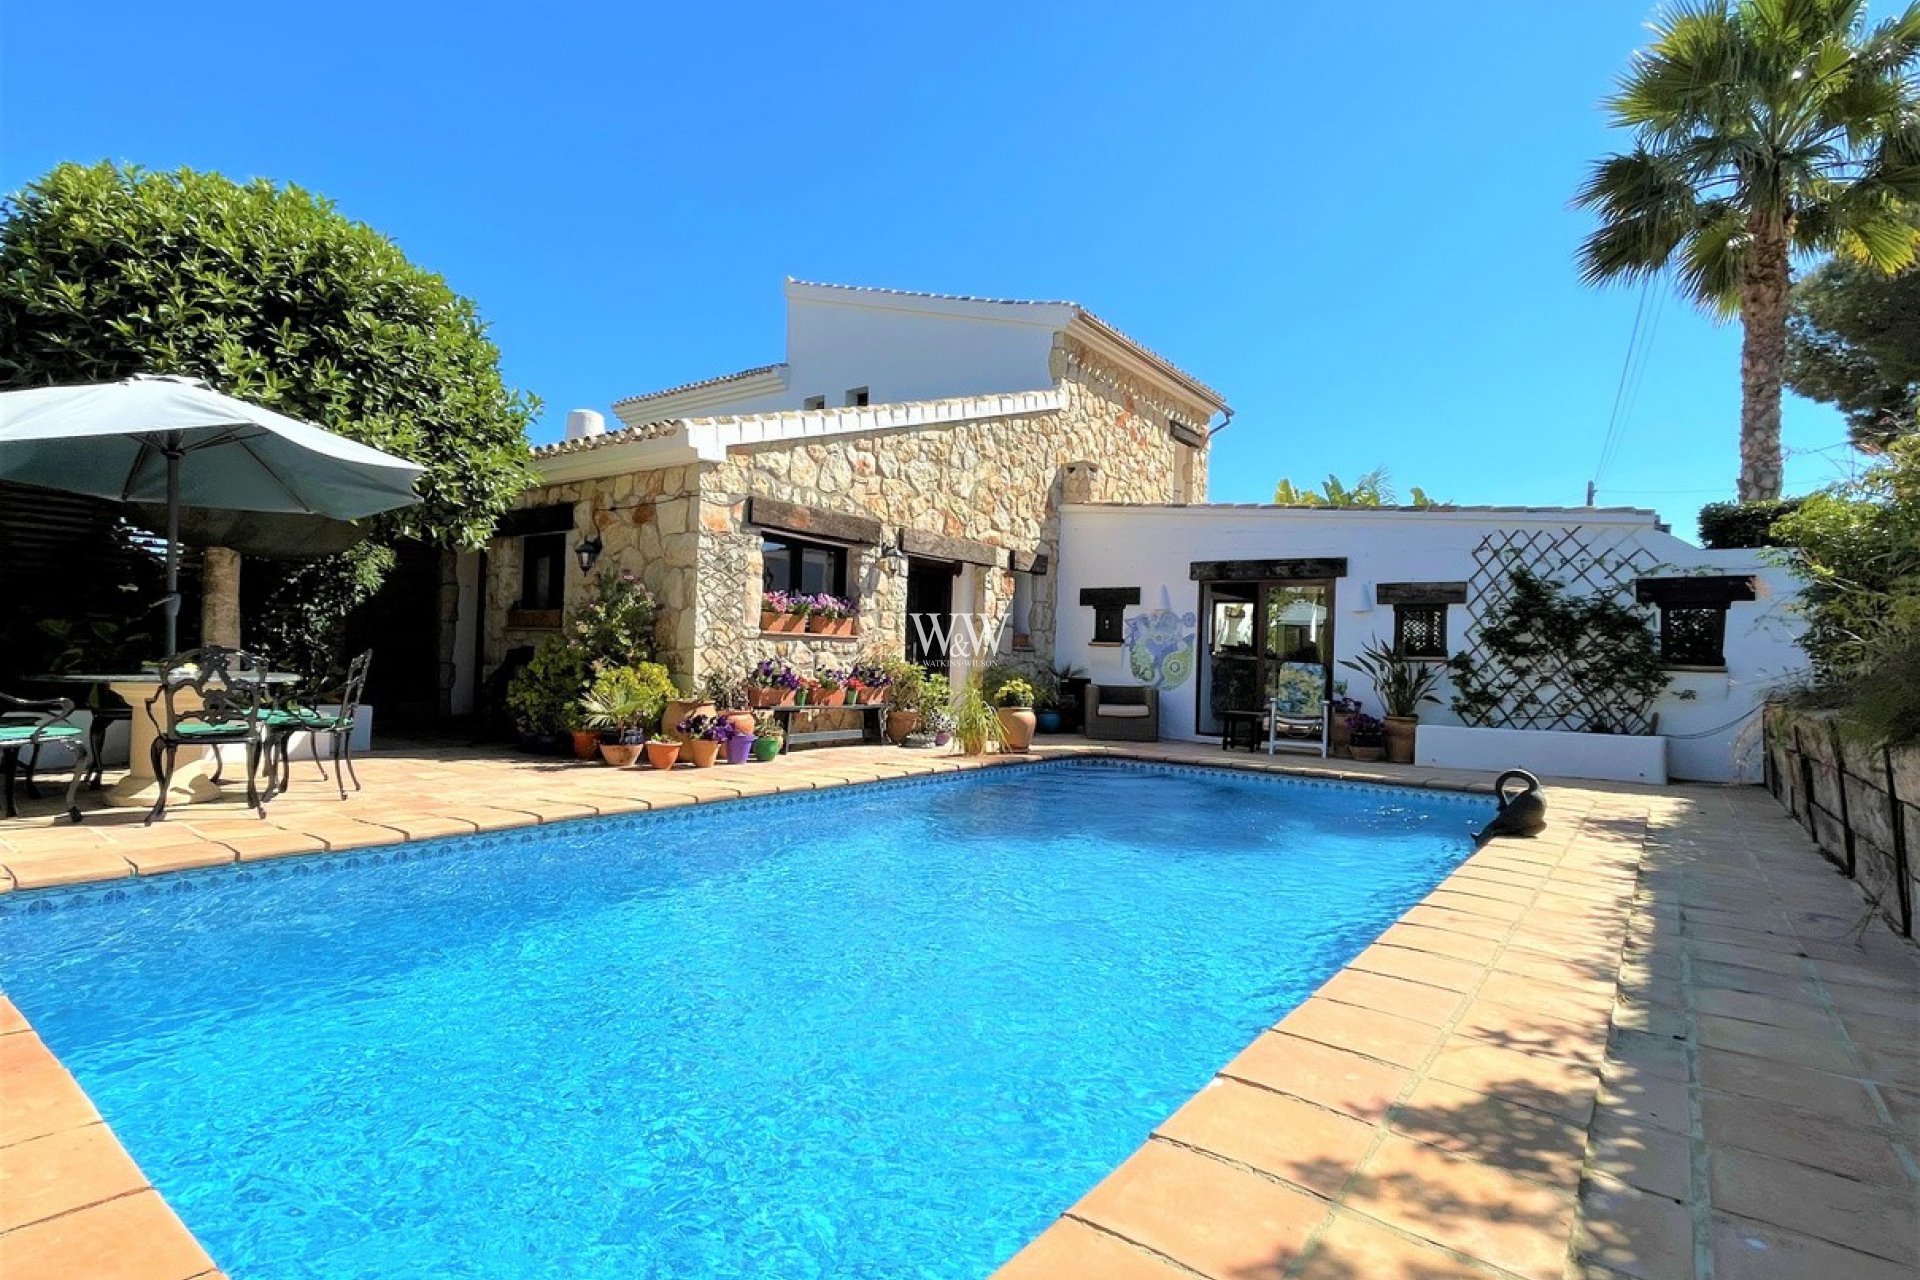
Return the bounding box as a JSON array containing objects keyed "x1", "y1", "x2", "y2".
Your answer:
[
  {"x1": 1078, "y1": 587, "x2": 1141, "y2": 607},
  {"x1": 745, "y1": 496, "x2": 883, "y2": 546},
  {"x1": 1189, "y1": 558, "x2": 1348, "y2": 582},
  {"x1": 495, "y1": 503, "x2": 575, "y2": 537},
  {"x1": 1169, "y1": 421, "x2": 1206, "y2": 448},
  {"x1": 899, "y1": 527, "x2": 1000, "y2": 567},
  {"x1": 1008, "y1": 548, "x2": 1049, "y2": 574},
  {"x1": 1635, "y1": 575, "x2": 1757, "y2": 606},
  {"x1": 1376, "y1": 581, "x2": 1468, "y2": 606}
]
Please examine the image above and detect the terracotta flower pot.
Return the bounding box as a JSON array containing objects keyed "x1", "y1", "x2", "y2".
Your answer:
[
  {"x1": 723, "y1": 711, "x2": 757, "y2": 738},
  {"x1": 747, "y1": 686, "x2": 794, "y2": 708},
  {"x1": 569, "y1": 730, "x2": 600, "y2": 761},
  {"x1": 684, "y1": 739, "x2": 720, "y2": 768},
  {"x1": 885, "y1": 709, "x2": 920, "y2": 745},
  {"x1": 1350, "y1": 744, "x2": 1385, "y2": 762},
  {"x1": 761, "y1": 611, "x2": 805, "y2": 634},
  {"x1": 1383, "y1": 715, "x2": 1418, "y2": 765},
  {"x1": 600, "y1": 742, "x2": 643, "y2": 768},
  {"x1": 665, "y1": 699, "x2": 714, "y2": 742},
  {"x1": 644, "y1": 740, "x2": 681, "y2": 770},
  {"x1": 816, "y1": 689, "x2": 846, "y2": 707},
  {"x1": 996, "y1": 707, "x2": 1037, "y2": 753},
  {"x1": 1328, "y1": 717, "x2": 1352, "y2": 759}
]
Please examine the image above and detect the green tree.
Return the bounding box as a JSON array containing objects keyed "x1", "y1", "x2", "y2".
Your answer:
[
  {"x1": 1786, "y1": 258, "x2": 1920, "y2": 451},
  {"x1": 1576, "y1": 0, "x2": 1920, "y2": 502},
  {"x1": 0, "y1": 162, "x2": 537, "y2": 661},
  {"x1": 1272, "y1": 467, "x2": 1438, "y2": 507}
]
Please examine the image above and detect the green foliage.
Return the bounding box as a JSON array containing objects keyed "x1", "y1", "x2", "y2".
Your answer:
[
  {"x1": 580, "y1": 662, "x2": 676, "y2": 733},
  {"x1": 505, "y1": 635, "x2": 591, "y2": 734},
  {"x1": 1787, "y1": 258, "x2": 1920, "y2": 451},
  {"x1": 570, "y1": 568, "x2": 660, "y2": 671},
  {"x1": 1772, "y1": 438, "x2": 1920, "y2": 687},
  {"x1": 1697, "y1": 499, "x2": 1804, "y2": 549},
  {"x1": 1446, "y1": 568, "x2": 1672, "y2": 734},
  {"x1": 881, "y1": 658, "x2": 926, "y2": 713},
  {"x1": 1338, "y1": 638, "x2": 1443, "y2": 718},
  {"x1": 1272, "y1": 467, "x2": 1440, "y2": 508},
  {"x1": 951, "y1": 680, "x2": 1005, "y2": 754},
  {"x1": 247, "y1": 541, "x2": 395, "y2": 678},
  {"x1": 993, "y1": 678, "x2": 1037, "y2": 709},
  {"x1": 1576, "y1": 2, "x2": 1920, "y2": 309}
]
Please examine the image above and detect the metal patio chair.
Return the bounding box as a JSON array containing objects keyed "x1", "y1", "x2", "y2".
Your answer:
[
  {"x1": 262, "y1": 650, "x2": 372, "y2": 801},
  {"x1": 143, "y1": 647, "x2": 272, "y2": 825},
  {"x1": 0, "y1": 694, "x2": 93, "y2": 823}
]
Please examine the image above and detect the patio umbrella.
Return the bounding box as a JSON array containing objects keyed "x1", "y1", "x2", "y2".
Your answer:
[{"x1": 0, "y1": 374, "x2": 424, "y2": 652}]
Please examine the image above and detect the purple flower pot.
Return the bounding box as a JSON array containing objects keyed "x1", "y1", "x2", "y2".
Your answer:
[{"x1": 724, "y1": 733, "x2": 756, "y2": 765}]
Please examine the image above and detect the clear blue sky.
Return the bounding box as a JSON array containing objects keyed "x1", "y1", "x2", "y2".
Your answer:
[{"x1": 0, "y1": 1, "x2": 1866, "y2": 522}]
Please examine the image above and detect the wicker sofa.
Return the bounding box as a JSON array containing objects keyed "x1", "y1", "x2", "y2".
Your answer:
[{"x1": 1083, "y1": 684, "x2": 1160, "y2": 742}]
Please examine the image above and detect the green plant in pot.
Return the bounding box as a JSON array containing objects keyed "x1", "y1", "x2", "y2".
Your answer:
[
  {"x1": 750, "y1": 711, "x2": 784, "y2": 762},
  {"x1": 1346, "y1": 711, "x2": 1386, "y2": 762},
  {"x1": 881, "y1": 658, "x2": 925, "y2": 744},
  {"x1": 580, "y1": 661, "x2": 675, "y2": 766},
  {"x1": 952, "y1": 680, "x2": 1004, "y2": 756},
  {"x1": 1340, "y1": 638, "x2": 1442, "y2": 765},
  {"x1": 505, "y1": 635, "x2": 591, "y2": 755},
  {"x1": 993, "y1": 677, "x2": 1038, "y2": 752}
]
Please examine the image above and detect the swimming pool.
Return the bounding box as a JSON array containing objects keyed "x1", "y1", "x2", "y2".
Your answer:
[{"x1": 1, "y1": 760, "x2": 1488, "y2": 1279}]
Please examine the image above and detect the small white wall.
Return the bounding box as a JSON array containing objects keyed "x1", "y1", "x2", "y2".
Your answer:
[{"x1": 1053, "y1": 505, "x2": 1808, "y2": 784}]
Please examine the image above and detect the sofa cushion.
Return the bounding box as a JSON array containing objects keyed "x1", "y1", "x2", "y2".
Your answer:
[{"x1": 1096, "y1": 704, "x2": 1151, "y2": 719}]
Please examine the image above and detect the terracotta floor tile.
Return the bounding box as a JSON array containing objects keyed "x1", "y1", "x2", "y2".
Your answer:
[
  {"x1": 1400, "y1": 905, "x2": 1512, "y2": 940},
  {"x1": 0, "y1": 1122, "x2": 149, "y2": 1233},
  {"x1": 1388, "y1": 1077, "x2": 1588, "y2": 1187},
  {"x1": 1292, "y1": 1210, "x2": 1489, "y2": 1280},
  {"x1": 1069, "y1": 1140, "x2": 1329, "y2": 1280},
  {"x1": 1491, "y1": 949, "x2": 1620, "y2": 997},
  {"x1": 1313, "y1": 968, "x2": 1467, "y2": 1027},
  {"x1": 1347, "y1": 944, "x2": 1487, "y2": 993},
  {"x1": 1219, "y1": 1032, "x2": 1413, "y2": 1123},
  {"x1": 1344, "y1": 1134, "x2": 1575, "y2": 1280},
  {"x1": 1605, "y1": 1028, "x2": 1690, "y2": 1083},
  {"x1": 1689, "y1": 960, "x2": 1823, "y2": 1004},
  {"x1": 1454, "y1": 1000, "x2": 1608, "y2": 1066},
  {"x1": 1696, "y1": 1047, "x2": 1884, "y2": 1128},
  {"x1": 1423, "y1": 888, "x2": 1528, "y2": 921},
  {"x1": 1695, "y1": 1014, "x2": 1858, "y2": 1075},
  {"x1": 219, "y1": 830, "x2": 325, "y2": 862},
  {"x1": 0, "y1": 1187, "x2": 214, "y2": 1280},
  {"x1": 992, "y1": 1218, "x2": 1191, "y2": 1280},
  {"x1": 1712, "y1": 1213, "x2": 1917, "y2": 1280},
  {"x1": 1375, "y1": 923, "x2": 1502, "y2": 965},
  {"x1": 1587, "y1": 1111, "x2": 1693, "y2": 1200},
  {"x1": 1426, "y1": 1037, "x2": 1601, "y2": 1125},
  {"x1": 1, "y1": 848, "x2": 133, "y2": 890},
  {"x1": 1709, "y1": 1144, "x2": 1918, "y2": 1264},
  {"x1": 1275, "y1": 998, "x2": 1443, "y2": 1070},
  {"x1": 1690, "y1": 986, "x2": 1834, "y2": 1033},
  {"x1": 1574, "y1": 1174, "x2": 1694, "y2": 1280},
  {"x1": 0, "y1": 1031, "x2": 102, "y2": 1146},
  {"x1": 1476, "y1": 971, "x2": 1617, "y2": 1023},
  {"x1": 1155, "y1": 1077, "x2": 1377, "y2": 1197},
  {"x1": 0, "y1": 996, "x2": 26, "y2": 1036},
  {"x1": 1700, "y1": 1088, "x2": 1909, "y2": 1186},
  {"x1": 121, "y1": 842, "x2": 237, "y2": 876}
]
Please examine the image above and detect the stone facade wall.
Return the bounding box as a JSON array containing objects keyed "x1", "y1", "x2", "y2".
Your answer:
[
  {"x1": 482, "y1": 466, "x2": 703, "y2": 679},
  {"x1": 691, "y1": 334, "x2": 1212, "y2": 685}
]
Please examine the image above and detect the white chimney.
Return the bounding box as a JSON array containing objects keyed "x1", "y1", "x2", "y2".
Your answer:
[{"x1": 565, "y1": 409, "x2": 607, "y2": 441}]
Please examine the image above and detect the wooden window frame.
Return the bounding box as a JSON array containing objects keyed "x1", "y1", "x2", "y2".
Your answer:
[{"x1": 761, "y1": 532, "x2": 849, "y2": 599}]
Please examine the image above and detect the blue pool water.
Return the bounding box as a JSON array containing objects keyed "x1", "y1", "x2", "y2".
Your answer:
[{"x1": 0, "y1": 761, "x2": 1487, "y2": 1280}]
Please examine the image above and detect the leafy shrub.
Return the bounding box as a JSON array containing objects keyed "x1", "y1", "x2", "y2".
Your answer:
[
  {"x1": 994, "y1": 678, "x2": 1036, "y2": 708},
  {"x1": 580, "y1": 662, "x2": 675, "y2": 733},
  {"x1": 506, "y1": 636, "x2": 591, "y2": 734},
  {"x1": 571, "y1": 568, "x2": 660, "y2": 670},
  {"x1": 1698, "y1": 499, "x2": 1804, "y2": 549}
]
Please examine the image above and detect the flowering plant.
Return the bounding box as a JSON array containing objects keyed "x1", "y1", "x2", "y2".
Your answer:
[
  {"x1": 762, "y1": 590, "x2": 806, "y2": 617},
  {"x1": 807, "y1": 593, "x2": 856, "y2": 620},
  {"x1": 1345, "y1": 711, "x2": 1385, "y2": 745},
  {"x1": 749, "y1": 657, "x2": 802, "y2": 690},
  {"x1": 676, "y1": 713, "x2": 739, "y2": 743},
  {"x1": 812, "y1": 666, "x2": 848, "y2": 694},
  {"x1": 848, "y1": 659, "x2": 893, "y2": 689}
]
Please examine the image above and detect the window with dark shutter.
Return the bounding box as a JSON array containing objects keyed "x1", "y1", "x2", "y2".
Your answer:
[
  {"x1": 1393, "y1": 602, "x2": 1448, "y2": 660},
  {"x1": 518, "y1": 532, "x2": 566, "y2": 610},
  {"x1": 1660, "y1": 605, "x2": 1727, "y2": 667}
]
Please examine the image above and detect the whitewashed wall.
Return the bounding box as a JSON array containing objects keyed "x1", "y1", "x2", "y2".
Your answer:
[{"x1": 1053, "y1": 504, "x2": 1808, "y2": 783}]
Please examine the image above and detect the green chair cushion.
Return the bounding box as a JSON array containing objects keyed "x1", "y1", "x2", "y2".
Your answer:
[
  {"x1": 0, "y1": 724, "x2": 81, "y2": 744},
  {"x1": 174, "y1": 721, "x2": 252, "y2": 737},
  {"x1": 263, "y1": 710, "x2": 349, "y2": 730}
]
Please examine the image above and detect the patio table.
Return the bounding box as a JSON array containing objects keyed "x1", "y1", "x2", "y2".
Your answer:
[{"x1": 33, "y1": 672, "x2": 297, "y2": 808}]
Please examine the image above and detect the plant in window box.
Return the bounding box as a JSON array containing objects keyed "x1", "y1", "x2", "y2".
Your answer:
[
  {"x1": 993, "y1": 678, "x2": 1038, "y2": 752},
  {"x1": 761, "y1": 590, "x2": 807, "y2": 634},
  {"x1": 846, "y1": 659, "x2": 892, "y2": 706},
  {"x1": 747, "y1": 657, "x2": 801, "y2": 708},
  {"x1": 644, "y1": 732, "x2": 681, "y2": 770},
  {"x1": 1339, "y1": 638, "x2": 1442, "y2": 765},
  {"x1": 805, "y1": 594, "x2": 857, "y2": 637},
  {"x1": 811, "y1": 666, "x2": 849, "y2": 707}
]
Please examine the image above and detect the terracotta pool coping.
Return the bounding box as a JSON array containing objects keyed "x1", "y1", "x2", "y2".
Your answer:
[{"x1": 2, "y1": 741, "x2": 1913, "y2": 1280}]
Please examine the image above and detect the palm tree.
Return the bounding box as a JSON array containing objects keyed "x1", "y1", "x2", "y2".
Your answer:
[{"x1": 1577, "y1": 0, "x2": 1920, "y2": 501}]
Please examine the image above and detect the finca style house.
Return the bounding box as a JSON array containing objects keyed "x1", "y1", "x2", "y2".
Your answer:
[{"x1": 456, "y1": 280, "x2": 1229, "y2": 696}]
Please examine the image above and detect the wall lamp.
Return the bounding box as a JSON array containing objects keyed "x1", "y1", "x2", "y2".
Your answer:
[{"x1": 574, "y1": 533, "x2": 604, "y2": 574}]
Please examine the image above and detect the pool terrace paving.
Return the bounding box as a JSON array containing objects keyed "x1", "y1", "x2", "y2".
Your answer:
[{"x1": 0, "y1": 739, "x2": 1915, "y2": 1280}]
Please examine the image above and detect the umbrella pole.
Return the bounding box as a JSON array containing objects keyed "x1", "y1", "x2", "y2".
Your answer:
[{"x1": 163, "y1": 444, "x2": 181, "y2": 656}]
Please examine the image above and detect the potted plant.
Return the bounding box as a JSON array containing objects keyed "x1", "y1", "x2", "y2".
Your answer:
[
  {"x1": 761, "y1": 590, "x2": 806, "y2": 634},
  {"x1": 1340, "y1": 638, "x2": 1443, "y2": 765},
  {"x1": 580, "y1": 662, "x2": 673, "y2": 767},
  {"x1": 812, "y1": 666, "x2": 849, "y2": 707},
  {"x1": 663, "y1": 676, "x2": 714, "y2": 745},
  {"x1": 1346, "y1": 712, "x2": 1386, "y2": 762},
  {"x1": 1327, "y1": 684, "x2": 1363, "y2": 759},
  {"x1": 847, "y1": 658, "x2": 892, "y2": 708},
  {"x1": 698, "y1": 672, "x2": 757, "y2": 738},
  {"x1": 677, "y1": 714, "x2": 728, "y2": 767},
  {"x1": 805, "y1": 594, "x2": 857, "y2": 637},
  {"x1": 724, "y1": 721, "x2": 757, "y2": 764},
  {"x1": 993, "y1": 677, "x2": 1038, "y2": 752},
  {"x1": 750, "y1": 713, "x2": 784, "y2": 762},
  {"x1": 644, "y1": 733, "x2": 681, "y2": 770},
  {"x1": 505, "y1": 635, "x2": 592, "y2": 755},
  {"x1": 953, "y1": 681, "x2": 1003, "y2": 756},
  {"x1": 747, "y1": 657, "x2": 801, "y2": 708},
  {"x1": 923, "y1": 706, "x2": 956, "y2": 748},
  {"x1": 882, "y1": 659, "x2": 925, "y2": 744}
]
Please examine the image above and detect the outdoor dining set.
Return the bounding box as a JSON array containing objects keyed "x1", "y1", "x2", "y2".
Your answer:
[{"x1": 0, "y1": 647, "x2": 373, "y2": 825}]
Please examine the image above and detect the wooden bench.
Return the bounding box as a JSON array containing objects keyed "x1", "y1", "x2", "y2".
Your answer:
[{"x1": 768, "y1": 702, "x2": 887, "y2": 752}]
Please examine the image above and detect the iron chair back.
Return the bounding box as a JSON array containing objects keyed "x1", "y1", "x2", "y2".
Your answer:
[
  {"x1": 0, "y1": 693, "x2": 93, "y2": 822},
  {"x1": 143, "y1": 647, "x2": 273, "y2": 824}
]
